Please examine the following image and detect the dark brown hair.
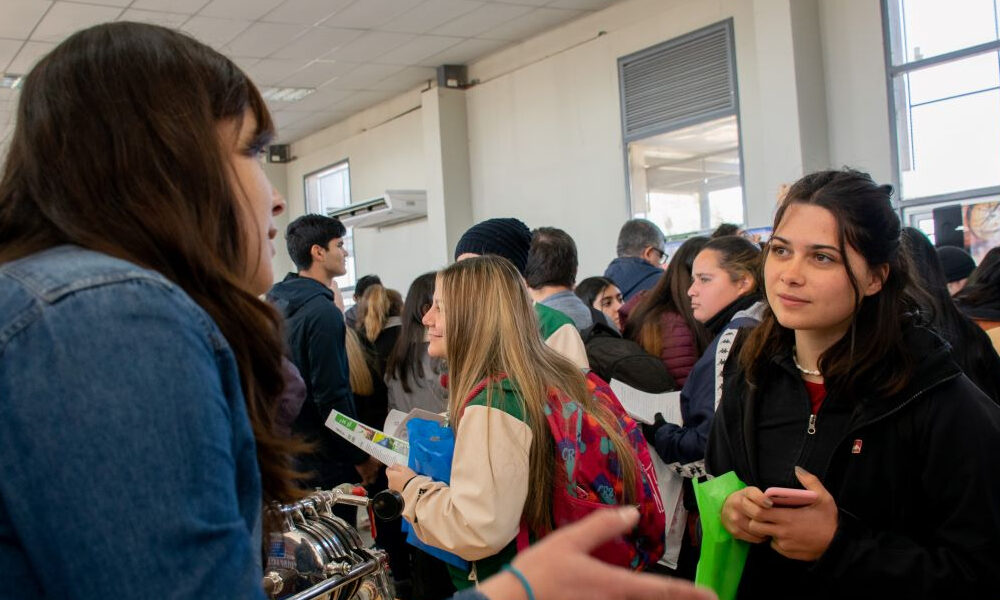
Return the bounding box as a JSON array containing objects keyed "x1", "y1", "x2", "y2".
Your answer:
[
  {"x1": 625, "y1": 236, "x2": 710, "y2": 356},
  {"x1": 0, "y1": 22, "x2": 303, "y2": 503},
  {"x1": 386, "y1": 272, "x2": 437, "y2": 393},
  {"x1": 739, "y1": 169, "x2": 917, "y2": 399}
]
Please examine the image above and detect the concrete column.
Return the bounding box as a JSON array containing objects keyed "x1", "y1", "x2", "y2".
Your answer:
[{"x1": 422, "y1": 86, "x2": 474, "y2": 266}]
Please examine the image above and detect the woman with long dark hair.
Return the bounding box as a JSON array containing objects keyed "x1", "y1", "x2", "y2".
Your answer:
[
  {"x1": 0, "y1": 22, "x2": 301, "y2": 597},
  {"x1": 707, "y1": 169, "x2": 1000, "y2": 598},
  {"x1": 901, "y1": 227, "x2": 1000, "y2": 402},
  {"x1": 386, "y1": 272, "x2": 449, "y2": 414},
  {"x1": 621, "y1": 236, "x2": 710, "y2": 386},
  {"x1": 640, "y1": 235, "x2": 762, "y2": 579},
  {"x1": 955, "y1": 245, "x2": 1000, "y2": 330}
]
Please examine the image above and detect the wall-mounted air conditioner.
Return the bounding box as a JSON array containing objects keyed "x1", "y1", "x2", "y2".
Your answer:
[{"x1": 327, "y1": 190, "x2": 427, "y2": 229}]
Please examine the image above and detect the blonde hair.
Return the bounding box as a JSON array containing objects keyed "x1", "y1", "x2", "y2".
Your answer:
[
  {"x1": 441, "y1": 256, "x2": 638, "y2": 533},
  {"x1": 344, "y1": 327, "x2": 374, "y2": 396},
  {"x1": 359, "y1": 284, "x2": 389, "y2": 342}
]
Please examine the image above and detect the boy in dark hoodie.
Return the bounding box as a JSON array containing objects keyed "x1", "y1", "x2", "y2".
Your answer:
[{"x1": 267, "y1": 215, "x2": 378, "y2": 497}]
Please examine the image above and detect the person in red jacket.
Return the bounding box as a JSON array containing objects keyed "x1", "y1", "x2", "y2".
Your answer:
[{"x1": 620, "y1": 236, "x2": 710, "y2": 387}]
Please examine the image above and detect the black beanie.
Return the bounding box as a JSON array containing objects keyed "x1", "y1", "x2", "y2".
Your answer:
[
  {"x1": 937, "y1": 246, "x2": 976, "y2": 283},
  {"x1": 454, "y1": 218, "x2": 532, "y2": 274}
]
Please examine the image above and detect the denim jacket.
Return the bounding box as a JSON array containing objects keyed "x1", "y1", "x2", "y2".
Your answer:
[{"x1": 0, "y1": 246, "x2": 265, "y2": 599}]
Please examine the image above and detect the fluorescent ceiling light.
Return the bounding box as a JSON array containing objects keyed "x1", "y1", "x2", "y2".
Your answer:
[
  {"x1": 260, "y1": 87, "x2": 315, "y2": 102},
  {"x1": 1, "y1": 74, "x2": 24, "y2": 89}
]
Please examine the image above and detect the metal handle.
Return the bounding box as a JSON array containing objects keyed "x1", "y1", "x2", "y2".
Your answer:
[{"x1": 282, "y1": 555, "x2": 381, "y2": 600}]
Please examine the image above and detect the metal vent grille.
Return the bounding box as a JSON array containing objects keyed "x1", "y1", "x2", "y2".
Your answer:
[{"x1": 620, "y1": 22, "x2": 736, "y2": 141}]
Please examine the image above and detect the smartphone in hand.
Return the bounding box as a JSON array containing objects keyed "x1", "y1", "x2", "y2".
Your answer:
[{"x1": 764, "y1": 487, "x2": 818, "y2": 507}]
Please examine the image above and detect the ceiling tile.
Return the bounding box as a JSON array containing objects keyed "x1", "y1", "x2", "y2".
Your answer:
[
  {"x1": 278, "y1": 87, "x2": 353, "y2": 113},
  {"x1": 290, "y1": 111, "x2": 343, "y2": 133},
  {"x1": 0, "y1": 39, "x2": 24, "y2": 72},
  {"x1": 547, "y1": 0, "x2": 617, "y2": 9},
  {"x1": 75, "y1": 0, "x2": 133, "y2": 6},
  {"x1": 380, "y1": 0, "x2": 484, "y2": 34},
  {"x1": 277, "y1": 60, "x2": 356, "y2": 88},
  {"x1": 479, "y1": 7, "x2": 583, "y2": 41},
  {"x1": 432, "y1": 3, "x2": 534, "y2": 38},
  {"x1": 7, "y1": 41, "x2": 55, "y2": 73},
  {"x1": 0, "y1": 1, "x2": 52, "y2": 40},
  {"x1": 334, "y1": 90, "x2": 389, "y2": 113},
  {"x1": 0, "y1": 88, "x2": 19, "y2": 101},
  {"x1": 262, "y1": 0, "x2": 353, "y2": 25},
  {"x1": 223, "y1": 22, "x2": 308, "y2": 58},
  {"x1": 324, "y1": 63, "x2": 401, "y2": 91},
  {"x1": 181, "y1": 15, "x2": 251, "y2": 48},
  {"x1": 375, "y1": 35, "x2": 463, "y2": 66},
  {"x1": 31, "y1": 3, "x2": 124, "y2": 44},
  {"x1": 270, "y1": 27, "x2": 362, "y2": 60},
  {"x1": 417, "y1": 36, "x2": 505, "y2": 67},
  {"x1": 131, "y1": 0, "x2": 210, "y2": 13},
  {"x1": 230, "y1": 55, "x2": 260, "y2": 72},
  {"x1": 199, "y1": 0, "x2": 284, "y2": 22},
  {"x1": 321, "y1": 30, "x2": 415, "y2": 63},
  {"x1": 321, "y1": 0, "x2": 423, "y2": 29},
  {"x1": 245, "y1": 57, "x2": 311, "y2": 86},
  {"x1": 117, "y1": 9, "x2": 190, "y2": 28},
  {"x1": 271, "y1": 109, "x2": 311, "y2": 130},
  {"x1": 367, "y1": 65, "x2": 435, "y2": 92}
]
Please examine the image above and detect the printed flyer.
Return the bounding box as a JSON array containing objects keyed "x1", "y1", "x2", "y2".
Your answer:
[{"x1": 325, "y1": 409, "x2": 409, "y2": 466}]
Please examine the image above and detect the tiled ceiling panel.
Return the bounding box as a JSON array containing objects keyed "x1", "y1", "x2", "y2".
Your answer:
[
  {"x1": 380, "y1": 0, "x2": 484, "y2": 35},
  {"x1": 31, "y1": 2, "x2": 123, "y2": 43},
  {"x1": 262, "y1": 0, "x2": 353, "y2": 26},
  {"x1": 0, "y1": 0, "x2": 625, "y2": 146},
  {"x1": 180, "y1": 15, "x2": 251, "y2": 47},
  {"x1": 0, "y1": 1, "x2": 52, "y2": 40}
]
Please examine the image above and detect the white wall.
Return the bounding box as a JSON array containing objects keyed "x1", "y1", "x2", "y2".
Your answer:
[
  {"x1": 277, "y1": 0, "x2": 893, "y2": 288},
  {"x1": 463, "y1": 0, "x2": 824, "y2": 277},
  {"x1": 284, "y1": 98, "x2": 437, "y2": 293},
  {"x1": 819, "y1": 0, "x2": 893, "y2": 184}
]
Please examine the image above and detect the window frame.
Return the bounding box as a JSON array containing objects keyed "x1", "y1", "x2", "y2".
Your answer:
[
  {"x1": 617, "y1": 19, "x2": 747, "y2": 234},
  {"x1": 302, "y1": 158, "x2": 358, "y2": 297},
  {"x1": 881, "y1": 0, "x2": 1000, "y2": 207}
]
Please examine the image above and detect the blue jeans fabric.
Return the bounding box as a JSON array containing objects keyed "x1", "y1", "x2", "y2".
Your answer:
[{"x1": 0, "y1": 246, "x2": 265, "y2": 599}]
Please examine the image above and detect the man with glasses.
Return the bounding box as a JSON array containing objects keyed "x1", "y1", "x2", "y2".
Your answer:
[{"x1": 604, "y1": 218, "x2": 668, "y2": 302}]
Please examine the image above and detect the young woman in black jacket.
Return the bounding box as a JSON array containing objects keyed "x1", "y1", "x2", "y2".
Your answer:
[{"x1": 705, "y1": 169, "x2": 1000, "y2": 599}]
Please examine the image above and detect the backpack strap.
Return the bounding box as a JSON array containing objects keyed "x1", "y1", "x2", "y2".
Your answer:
[
  {"x1": 666, "y1": 327, "x2": 738, "y2": 479},
  {"x1": 455, "y1": 373, "x2": 509, "y2": 421}
]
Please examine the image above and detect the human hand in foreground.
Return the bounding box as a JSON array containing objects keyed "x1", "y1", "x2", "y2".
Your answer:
[
  {"x1": 720, "y1": 483, "x2": 772, "y2": 544},
  {"x1": 741, "y1": 467, "x2": 838, "y2": 561},
  {"x1": 386, "y1": 463, "x2": 418, "y2": 492},
  {"x1": 477, "y1": 507, "x2": 717, "y2": 600},
  {"x1": 354, "y1": 456, "x2": 381, "y2": 486}
]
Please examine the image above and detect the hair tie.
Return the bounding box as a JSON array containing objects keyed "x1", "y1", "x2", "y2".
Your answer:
[{"x1": 501, "y1": 565, "x2": 536, "y2": 600}]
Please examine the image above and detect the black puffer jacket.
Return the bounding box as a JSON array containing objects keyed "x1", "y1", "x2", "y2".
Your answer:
[{"x1": 706, "y1": 325, "x2": 1000, "y2": 599}]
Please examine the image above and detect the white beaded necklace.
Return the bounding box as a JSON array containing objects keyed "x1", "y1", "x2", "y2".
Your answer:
[{"x1": 792, "y1": 346, "x2": 821, "y2": 376}]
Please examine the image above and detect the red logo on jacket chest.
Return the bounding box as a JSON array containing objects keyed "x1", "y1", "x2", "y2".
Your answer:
[{"x1": 851, "y1": 439, "x2": 863, "y2": 454}]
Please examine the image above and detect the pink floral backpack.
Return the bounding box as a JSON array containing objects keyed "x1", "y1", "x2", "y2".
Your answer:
[{"x1": 461, "y1": 372, "x2": 665, "y2": 569}]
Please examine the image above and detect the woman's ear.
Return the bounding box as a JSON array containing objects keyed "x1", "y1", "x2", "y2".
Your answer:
[
  {"x1": 863, "y1": 264, "x2": 889, "y2": 297},
  {"x1": 737, "y1": 273, "x2": 754, "y2": 295}
]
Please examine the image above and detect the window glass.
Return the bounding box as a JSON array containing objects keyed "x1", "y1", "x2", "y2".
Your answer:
[
  {"x1": 628, "y1": 115, "x2": 743, "y2": 237},
  {"x1": 889, "y1": 0, "x2": 999, "y2": 65},
  {"x1": 887, "y1": 0, "x2": 1000, "y2": 203},
  {"x1": 304, "y1": 161, "x2": 356, "y2": 292}
]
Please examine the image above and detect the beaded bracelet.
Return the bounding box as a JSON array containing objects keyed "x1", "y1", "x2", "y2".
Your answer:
[{"x1": 501, "y1": 565, "x2": 535, "y2": 600}]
